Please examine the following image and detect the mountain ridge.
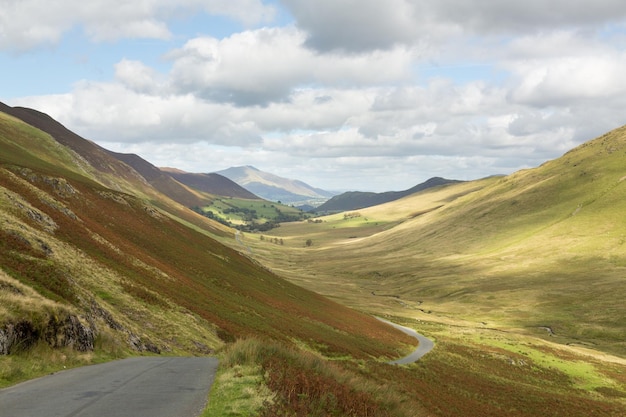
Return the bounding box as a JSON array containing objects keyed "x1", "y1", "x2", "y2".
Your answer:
[
  {"x1": 161, "y1": 167, "x2": 260, "y2": 200},
  {"x1": 217, "y1": 165, "x2": 336, "y2": 204},
  {"x1": 315, "y1": 176, "x2": 463, "y2": 212}
]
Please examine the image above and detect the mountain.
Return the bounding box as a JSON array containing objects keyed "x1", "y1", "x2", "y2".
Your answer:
[
  {"x1": 201, "y1": 124, "x2": 626, "y2": 415},
  {"x1": 315, "y1": 177, "x2": 462, "y2": 212},
  {"x1": 160, "y1": 167, "x2": 260, "y2": 200},
  {"x1": 3, "y1": 103, "x2": 626, "y2": 415},
  {"x1": 0, "y1": 103, "x2": 411, "y2": 375},
  {"x1": 216, "y1": 165, "x2": 336, "y2": 204},
  {"x1": 266, "y1": 124, "x2": 626, "y2": 357},
  {"x1": 0, "y1": 103, "x2": 218, "y2": 214}
]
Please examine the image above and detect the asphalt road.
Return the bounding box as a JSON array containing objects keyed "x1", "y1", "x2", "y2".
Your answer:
[
  {"x1": 0, "y1": 357, "x2": 218, "y2": 417},
  {"x1": 377, "y1": 317, "x2": 435, "y2": 364}
]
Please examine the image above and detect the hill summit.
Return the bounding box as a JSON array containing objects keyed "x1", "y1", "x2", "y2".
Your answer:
[
  {"x1": 316, "y1": 177, "x2": 462, "y2": 212},
  {"x1": 216, "y1": 165, "x2": 336, "y2": 205}
]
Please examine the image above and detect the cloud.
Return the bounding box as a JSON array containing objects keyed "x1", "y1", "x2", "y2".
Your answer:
[
  {"x1": 8, "y1": 2, "x2": 626, "y2": 191},
  {"x1": 115, "y1": 59, "x2": 163, "y2": 94},
  {"x1": 427, "y1": 0, "x2": 626, "y2": 34},
  {"x1": 507, "y1": 53, "x2": 626, "y2": 106},
  {"x1": 0, "y1": 0, "x2": 275, "y2": 51},
  {"x1": 15, "y1": 81, "x2": 263, "y2": 146},
  {"x1": 282, "y1": 0, "x2": 626, "y2": 53},
  {"x1": 167, "y1": 27, "x2": 415, "y2": 106},
  {"x1": 281, "y1": 0, "x2": 424, "y2": 52}
]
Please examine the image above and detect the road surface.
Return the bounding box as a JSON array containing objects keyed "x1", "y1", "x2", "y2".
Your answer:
[
  {"x1": 0, "y1": 357, "x2": 218, "y2": 417},
  {"x1": 377, "y1": 317, "x2": 435, "y2": 364}
]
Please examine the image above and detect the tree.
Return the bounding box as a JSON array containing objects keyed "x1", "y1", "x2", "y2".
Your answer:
[{"x1": 305, "y1": 239, "x2": 313, "y2": 247}]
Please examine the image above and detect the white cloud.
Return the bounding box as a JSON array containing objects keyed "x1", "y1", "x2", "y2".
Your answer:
[
  {"x1": 0, "y1": 0, "x2": 275, "y2": 51},
  {"x1": 14, "y1": 82, "x2": 263, "y2": 146},
  {"x1": 283, "y1": 0, "x2": 626, "y2": 53},
  {"x1": 167, "y1": 27, "x2": 415, "y2": 105},
  {"x1": 508, "y1": 54, "x2": 626, "y2": 106},
  {"x1": 115, "y1": 59, "x2": 163, "y2": 94}
]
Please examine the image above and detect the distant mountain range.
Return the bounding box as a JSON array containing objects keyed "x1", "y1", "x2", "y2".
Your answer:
[
  {"x1": 315, "y1": 177, "x2": 462, "y2": 212},
  {"x1": 0, "y1": 102, "x2": 461, "y2": 216},
  {"x1": 216, "y1": 165, "x2": 336, "y2": 205}
]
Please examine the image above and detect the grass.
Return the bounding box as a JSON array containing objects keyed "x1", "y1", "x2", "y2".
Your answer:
[
  {"x1": 205, "y1": 338, "x2": 414, "y2": 417},
  {"x1": 200, "y1": 326, "x2": 626, "y2": 417},
  {"x1": 202, "y1": 363, "x2": 271, "y2": 417},
  {"x1": 212, "y1": 127, "x2": 626, "y2": 414},
  {"x1": 203, "y1": 339, "x2": 273, "y2": 417},
  {"x1": 4, "y1": 107, "x2": 626, "y2": 416}
]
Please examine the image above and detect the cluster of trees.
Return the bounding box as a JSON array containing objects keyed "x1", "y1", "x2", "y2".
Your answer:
[
  {"x1": 260, "y1": 235, "x2": 284, "y2": 245},
  {"x1": 223, "y1": 206, "x2": 258, "y2": 222},
  {"x1": 191, "y1": 207, "x2": 232, "y2": 227}
]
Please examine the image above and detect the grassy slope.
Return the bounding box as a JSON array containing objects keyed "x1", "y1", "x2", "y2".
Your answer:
[
  {"x1": 4, "y1": 107, "x2": 626, "y2": 416},
  {"x1": 260, "y1": 127, "x2": 626, "y2": 353},
  {"x1": 0, "y1": 111, "x2": 415, "y2": 388},
  {"x1": 237, "y1": 127, "x2": 626, "y2": 415}
]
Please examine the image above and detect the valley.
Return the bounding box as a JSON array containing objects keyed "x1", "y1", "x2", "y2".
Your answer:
[
  {"x1": 222, "y1": 128, "x2": 626, "y2": 415},
  {"x1": 1, "y1": 102, "x2": 626, "y2": 416}
]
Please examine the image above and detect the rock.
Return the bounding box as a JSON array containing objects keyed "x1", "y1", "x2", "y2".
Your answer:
[
  {"x1": 89, "y1": 300, "x2": 124, "y2": 331},
  {"x1": 0, "y1": 321, "x2": 38, "y2": 355},
  {"x1": 1, "y1": 314, "x2": 97, "y2": 355},
  {"x1": 44, "y1": 314, "x2": 96, "y2": 352},
  {"x1": 128, "y1": 333, "x2": 161, "y2": 354},
  {"x1": 192, "y1": 340, "x2": 213, "y2": 354}
]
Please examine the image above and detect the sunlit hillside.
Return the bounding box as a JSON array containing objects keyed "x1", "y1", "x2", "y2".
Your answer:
[
  {"x1": 0, "y1": 107, "x2": 413, "y2": 385},
  {"x1": 234, "y1": 126, "x2": 626, "y2": 415},
  {"x1": 256, "y1": 126, "x2": 626, "y2": 356},
  {"x1": 3, "y1": 105, "x2": 626, "y2": 416}
]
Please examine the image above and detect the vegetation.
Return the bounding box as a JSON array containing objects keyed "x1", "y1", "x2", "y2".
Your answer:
[
  {"x1": 0, "y1": 107, "x2": 413, "y2": 399},
  {"x1": 3, "y1": 106, "x2": 626, "y2": 416},
  {"x1": 230, "y1": 126, "x2": 626, "y2": 414},
  {"x1": 193, "y1": 198, "x2": 308, "y2": 231},
  {"x1": 207, "y1": 338, "x2": 409, "y2": 417}
]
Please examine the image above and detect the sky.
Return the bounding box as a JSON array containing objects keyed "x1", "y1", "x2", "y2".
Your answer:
[{"x1": 2, "y1": 1, "x2": 626, "y2": 192}]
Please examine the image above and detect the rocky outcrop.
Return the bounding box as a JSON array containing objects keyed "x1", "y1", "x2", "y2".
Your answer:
[
  {"x1": 0, "y1": 321, "x2": 38, "y2": 354},
  {"x1": 44, "y1": 315, "x2": 95, "y2": 352},
  {"x1": 128, "y1": 333, "x2": 161, "y2": 354},
  {"x1": 90, "y1": 300, "x2": 161, "y2": 354},
  {"x1": 0, "y1": 314, "x2": 96, "y2": 355}
]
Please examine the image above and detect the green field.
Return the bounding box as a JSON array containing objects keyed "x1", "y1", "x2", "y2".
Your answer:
[
  {"x1": 216, "y1": 127, "x2": 626, "y2": 415},
  {"x1": 195, "y1": 197, "x2": 307, "y2": 231}
]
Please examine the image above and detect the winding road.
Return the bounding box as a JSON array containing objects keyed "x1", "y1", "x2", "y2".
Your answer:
[
  {"x1": 377, "y1": 317, "x2": 435, "y2": 364},
  {"x1": 0, "y1": 321, "x2": 429, "y2": 416},
  {"x1": 0, "y1": 357, "x2": 218, "y2": 417}
]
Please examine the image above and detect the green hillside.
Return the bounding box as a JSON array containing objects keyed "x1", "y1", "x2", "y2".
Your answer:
[
  {"x1": 194, "y1": 197, "x2": 307, "y2": 231},
  {"x1": 0, "y1": 107, "x2": 424, "y2": 415},
  {"x1": 237, "y1": 126, "x2": 626, "y2": 415},
  {"x1": 3, "y1": 105, "x2": 626, "y2": 416},
  {"x1": 257, "y1": 127, "x2": 626, "y2": 354}
]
